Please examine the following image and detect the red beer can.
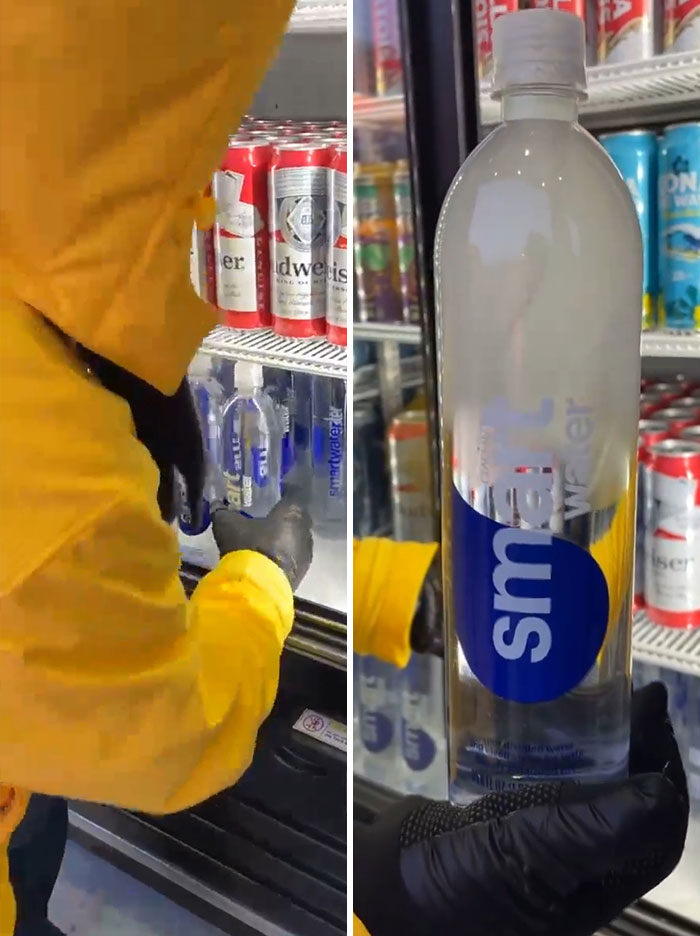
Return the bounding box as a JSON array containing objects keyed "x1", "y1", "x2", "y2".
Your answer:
[
  {"x1": 327, "y1": 143, "x2": 348, "y2": 347},
  {"x1": 371, "y1": 0, "x2": 403, "y2": 96},
  {"x1": 597, "y1": 0, "x2": 659, "y2": 63},
  {"x1": 640, "y1": 390, "x2": 666, "y2": 417},
  {"x1": 645, "y1": 439, "x2": 700, "y2": 628},
  {"x1": 213, "y1": 138, "x2": 271, "y2": 329},
  {"x1": 654, "y1": 407, "x2": 700, "y2": 436},
  {"x1": 270, "y1": 142, "x2": 333, "y2": 338},
  {"x1": 190, "y1": 181, "x2": 217, "y2": 307},
  {"x1": 636, "y1": 418, "x2": 670, "y2": 609}
]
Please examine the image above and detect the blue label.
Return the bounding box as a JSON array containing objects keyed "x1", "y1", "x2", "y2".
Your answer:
[
  {"x1": 252, "y1": 445, "x2": 269, "y2": 488},
  {"x1": 402, "y1": 723, "x2": 436, "y2": 771},
  {"x1": 361, "y1": 711, "x2": 394, "y2": 753},
  {"x1": 661, "y1": 125, "x2": 700, "y2": 328},
  {"x1": 451, "y1": 484, "x2": 609, "y2": 704}
]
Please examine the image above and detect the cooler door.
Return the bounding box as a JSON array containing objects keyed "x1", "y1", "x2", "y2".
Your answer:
[
  {"x1": 353, "y1": 1, "x2": 477, "y2": 798},
  {"x1": 355, "y1": 0, "x2": 700, "y2": 936}
]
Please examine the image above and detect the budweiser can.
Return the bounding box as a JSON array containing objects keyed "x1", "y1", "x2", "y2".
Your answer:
[
  {"x1": 640, "y1": 389, "x2": 667, "y2": 416},
  {"x1": 388, "y1": 410, "x2": 433, "y2": 543},
  {"x1": 671, "y1": 397, "x2": 700, "y2": 414},
  {"x1": 681, "y1": 425, "x2": 700, "y2": 443},
  {"x1": 270, "y1": 142, "x2": 332, "y2": 338},
  {"x1": 636, "y1": 418, "x2": 671, "y2": 609},
  {"x1": 213, "y1": 139, "x2": 271, "y2": 329},
  {"x1": 597, "y1": 0, "x2": 660, "y2": 62},
  {"x1": 645, "y1": 438, "x2": 700, "y2": 628},
  {"x1": 651, "y1": 382, "x2": 684, "y2": 404},
  {"x1": 665, "y1": 0, "x2": 700, "y2": 50},
  {"x1": 371, "y1": 0, "x2": 403, "y2": 96},
  {"x1": 327, "y1": 144, "x2": 348, "y2": 347},
  {"x1": 654, "y1": 406, "x2": 700, "y2": 435},
  {"x1": 474, "y1": 0, "x2": 519, "y2": 83}
]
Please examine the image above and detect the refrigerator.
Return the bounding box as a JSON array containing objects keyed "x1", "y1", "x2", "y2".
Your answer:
[
  {"x1": 69, "y1": 4, "x2": 348, "y2": 935},
  {"x1": 353, "y1": 0, "x2": 700, "y2": 932}
]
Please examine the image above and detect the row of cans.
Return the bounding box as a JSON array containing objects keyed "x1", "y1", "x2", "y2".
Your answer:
[
  {"x1": 475, "y1": 0, "x2": 700, "y2": 81},
  {"x1": 191, "y1": 118, "x2": 348, "y2": 345},
  {"x1": 600, "y1": 122, "x2": 700, "y2": 332},
  {"x1": 637, "y1": 375, "x2": 700, "y2": 627},
  {"x1": 353, "y1": 0, "x2": 404, "y2": 98},
  {"x1": 354, "y1": 160, "x2": 421, "y2": 325}
]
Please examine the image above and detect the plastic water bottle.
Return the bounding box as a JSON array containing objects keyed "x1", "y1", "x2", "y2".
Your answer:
[
  {"x1": 311, "y1": 377, "x2": 347, "y2": 534},
  {"x1": 178, "y1": 353, "x2": 225, "y2": 569},
  {"x1": 291, "y1": 371, "x2": 313, "y2": 494},
  {"x1": 435, "y1": 10, "x2": 642, "y2": 802},
  {"x1": 265, "y1": 368, "x2": 296, "y2": 488},
  {"x1": 400, "y1": 653, "x2": 448, "y2": 798},
  {"x1": 222, "y1": 362, "x2": 281, "y2": 518},
  {"x1": 357, "y1": 655, "x2": 403, "y2": 790}
]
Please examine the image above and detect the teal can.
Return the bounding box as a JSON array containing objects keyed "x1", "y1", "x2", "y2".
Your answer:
[
  {"x1": 659, "y1": 122, "x2": 700, "y2": 330},
  {"x1": 600, "y1": 130, "x2": 658, "y2": 330}
]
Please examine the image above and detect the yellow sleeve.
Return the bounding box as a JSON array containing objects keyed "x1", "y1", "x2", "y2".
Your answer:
[
  {"x1": 353, "y1": 915, "x2": 372, "y2": 936},
  {"x1": 0, "y1": 496, "x2": 293, "y2": 815},
  {"x1": 353, "y1": 538, "x2": 438, "y2": 668}
]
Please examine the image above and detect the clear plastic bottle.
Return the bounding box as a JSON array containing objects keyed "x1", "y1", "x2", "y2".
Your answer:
[
  {"x1": 178, "y1": 352, "x2": 225, "y2": 569},
  {"x1": 265, "y1": 368, "x2": 296, "y2": 488},
  {"x1": 400, "y1": 653, "x2": 448, "y2": 798},
  {"x1": 435, "y1": 10, "x2": 642, "y2": 802},
  {"x1": 311, "y1": 376, "x2": 347, "y2": 534},
  {"x1": 357, "y1": 655, "x2": 403, "y2": 790},
  {"x1": 222, "y1": 361, "x2": 282, "y2": 518}
]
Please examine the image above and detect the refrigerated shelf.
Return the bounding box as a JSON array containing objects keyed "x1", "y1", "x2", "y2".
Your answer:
[
  {"x1": 633, "y1": 611, "x2": 700, "y2": 677},
  {"x1": 641, "y1": 330, "x2": 700, "y2": 359},
  {"x1": 202, "y1": 325, "x2": 347, "y2": 378},
  {"x1": 354, "y1": 321, "x2": 422, "y2": 344},
  {"x1": 288, "y1": 0, "x2": 346, "y2": 32},
  {"x1": 479, "y1": 51, "x2": 700, "y2": 128},
  {"x1": 353, "y1": 92, "x2": 405, "y2": 125},
  {"x1": 296, "y1": 530, "x2": 347, "y2": 615}
]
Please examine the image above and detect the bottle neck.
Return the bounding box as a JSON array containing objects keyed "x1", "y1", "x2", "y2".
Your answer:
[{"x1": 500, "y1": 86, "x2": 580, "y2": 122}]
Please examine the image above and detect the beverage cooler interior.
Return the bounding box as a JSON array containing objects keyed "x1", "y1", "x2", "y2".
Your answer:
[
  {"x1": 69, "y1": 6, "x2": 348, "y2": 936},
  {"x1": 354, "y1": 0, "x2": 700, "y2": 933}
]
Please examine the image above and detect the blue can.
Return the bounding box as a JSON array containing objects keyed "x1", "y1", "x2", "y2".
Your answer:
[
  {"x1": 660, "y1": 122, "x2": 700, "y2": 330},
  {"x1": 600, "y1": 130, "x2": 658, "y2": 330}
]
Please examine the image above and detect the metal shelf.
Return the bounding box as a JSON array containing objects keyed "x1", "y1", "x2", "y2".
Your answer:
[
  {"x1": 354, "y1": 321, "x2": 422, "y2": 344},
  {"x1": 288, "y1": 0, "x2": 346, "y2": 32},
  {"x1": 642, "y1": 330, "x2": 700, "y2": 359},
  {"x1": 202, "y1": 324, "x2": 347, "y2": 378},
  {"x1": 633, "y1": 610, "x2": 700, "y2": 676},
  {"x1": 480, "y1": 52, "x2": 700, "y2": 128}
]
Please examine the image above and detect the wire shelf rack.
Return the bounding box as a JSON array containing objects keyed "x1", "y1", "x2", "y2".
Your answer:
[
  {"x1": 288, "y1": 0, "x2": 346, "y2": 32},
  {"x1": 354, "y1": 321, "x2": 423, "y2": 344},
  {"x1": 202, "y1": 325, "x2": 347, "y2": 379},
  {"x1": 641, "y1": 330, "x2": 700, "y2": 359},
  {"x1": 633, "y1": 611, "x2": 700, "y2": 676}
]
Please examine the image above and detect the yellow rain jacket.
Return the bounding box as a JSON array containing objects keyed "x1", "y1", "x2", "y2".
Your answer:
[{"x1": 0, "y1": 0, "x2": 294, "y2": 929}]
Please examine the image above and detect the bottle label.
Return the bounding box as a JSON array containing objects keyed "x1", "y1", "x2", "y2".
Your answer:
[
  {"x1": 252, "y1": 445, "x2": 269, "y2": 488},
  {"x1": 358, "y1": 657, "x2": 395, "y2": 754},
  {"x1": 177, "y1": 471, "x2": 211, "y2": 537},
  {"x1": 450, "y1": 395, "x2": 609, "y2": 704},
  {"x1": 328, "y1": 405, "x2": 345, "y2": 497},
  {"x1": 401, "y1": 662, "x2": 437, "y2": 771}
]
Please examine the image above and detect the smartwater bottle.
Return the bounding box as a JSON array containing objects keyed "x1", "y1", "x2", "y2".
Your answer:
[
  {"x1": 265, "y1": 368, "x2": 296, "y2": 488},
  {"x1": 357, "y1": 655, "x2": 403, "y2": 790},
  {"x1": 435, "y1": 10, "x2": 642, "y2": 801},
  {"x1": 401, "y1": 653, "x2": 448, "y2": 798},
  {"x1": 311, "y1": 376, "x2": 347, "y2": 534},
  {"x1": 178, "y1": 352, "x2": 225, "y2": 569},
  {"x1": 222, "y1": 362, "x2": 282, "y2": 518}
]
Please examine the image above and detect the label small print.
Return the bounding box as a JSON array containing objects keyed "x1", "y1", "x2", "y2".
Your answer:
[{"x1": 293, "y1": 709, "x2": 347, "y2": 753}]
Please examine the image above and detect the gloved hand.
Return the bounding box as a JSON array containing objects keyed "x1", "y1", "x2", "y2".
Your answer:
[
  {"x1": 211, "y1": 496, "x2": 313, "y2": 591},
  {"x1": 410, "y1": 550, "x2": 443, "y2": 656},
  {"x1": 354, "y1": 682, "x2": 688, "y2": 936}
]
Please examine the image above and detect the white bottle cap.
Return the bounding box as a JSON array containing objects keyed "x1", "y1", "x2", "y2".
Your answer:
[
  {"x1": 235, "y1": 361, "x2": 264, "y2": 390},
  {"x1": 492, "y1": 10, "x2": 586, "y2": 98}
]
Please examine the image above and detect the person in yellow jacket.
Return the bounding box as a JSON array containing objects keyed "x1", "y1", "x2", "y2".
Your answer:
[
  {"x1": 352, "y1": 540, "x2": 689, "y2": 936},
  {"x1": 0, "y1": 1, "x2": 318, "y2": 933}
]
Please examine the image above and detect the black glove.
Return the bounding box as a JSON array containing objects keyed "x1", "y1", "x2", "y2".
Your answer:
[
  {"x1": 354, "y1": 682, "x2": 688, "y2": 936},
  {"x1": 410, "y1": 549, "x2": 443, "y2": 656},
  {"x1": 211, "y1": 496, "x2": 313, "y2": 591}
]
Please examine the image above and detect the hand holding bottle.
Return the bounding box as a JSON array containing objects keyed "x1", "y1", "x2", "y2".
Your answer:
[
  {"x1": 354, "y1": 683, "x2": 688, "y2": 936},
  {"x1": 212, "y1": 497, "x2": 313, "y2": 591}
]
